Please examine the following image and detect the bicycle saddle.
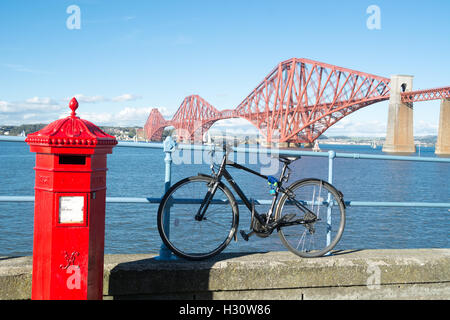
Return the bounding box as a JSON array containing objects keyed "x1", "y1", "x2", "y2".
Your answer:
[{"x1": 278, "y1": 155, "x2": 299, "y2": 164}]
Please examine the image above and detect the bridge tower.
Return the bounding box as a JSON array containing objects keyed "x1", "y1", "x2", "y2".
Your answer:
[
  {"x1": 436, "y1": 98, "x2": 450, "y2": 156},
  {"x1": 382, "y1": 75, "x2": 415, "y2": 155}
]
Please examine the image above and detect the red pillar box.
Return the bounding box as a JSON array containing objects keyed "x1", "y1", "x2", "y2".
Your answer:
[{"x1": 25, "y1": 98, "x2": 117, "y2": 300}]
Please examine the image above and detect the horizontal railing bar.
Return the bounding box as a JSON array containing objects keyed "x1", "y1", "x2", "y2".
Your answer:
[
  {"x1": 118, "y1": 141, "x2": 164, "y2": 149},
  {"x1": 120, "y1": 141, "x2": 450, "y2": 163},
  {"x1": 333, "y1": 152, "x2": 450, "y2": 163},
  {"x1": 0, "y1": 196, "x2": 34, "y2": 202},
  {"x1": 0, "y1": 136, "x2": 26, "y2": 142},
  {"x1": 1, "y1": 196, "x2": 449, "y2": 208},
  {"x1": 232, "y1": 147, "x2": 450, "y2": 163},
  {"x1": 0, "y1": 135, "x2": 165, "y2": 149},
  {"x1": 2, "y1": 135, "x2": 450, "y2": 163},
  {"x1": 346, "y1": 201, "x2": 450, "y2": 208},
  {"x1": 107, "y1": 197, "x2": 161, "y2": 203}
]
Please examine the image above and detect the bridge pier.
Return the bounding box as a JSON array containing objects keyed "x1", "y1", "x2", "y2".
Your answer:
[
  {"x1": 278, "y1": 142, "x2": 289, "y2": 148},
  {"x1": 261, "y1": 141, "x2": 273, "y2": 148},
  {"x1": 436, "y1": 99, "x2": 450, "y2": 157},
  {"x1": 265, "y1": 142, "x2": 299, "y2": 149},
  {"x1": 382, "y1": 75, "x2": 415, "y2": 155}
]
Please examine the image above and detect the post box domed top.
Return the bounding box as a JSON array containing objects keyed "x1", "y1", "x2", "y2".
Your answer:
[{"x1": 25, "y1": 97, "x2": 118, "y2": 150}]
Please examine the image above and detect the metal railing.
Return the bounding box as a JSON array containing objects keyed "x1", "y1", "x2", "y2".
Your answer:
[{"x1": 1, "y1": 135, "x2": 450, "y2": 258}]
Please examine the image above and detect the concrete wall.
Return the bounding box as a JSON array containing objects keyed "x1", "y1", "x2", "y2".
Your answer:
[{"x1": 1, "y1": 249, "x2": 449, "y2": 300}]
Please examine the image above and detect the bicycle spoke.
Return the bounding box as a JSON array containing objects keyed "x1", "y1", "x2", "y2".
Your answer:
[
  {"x1": 277, "y1": 179, "x2": 345, "y2": 258},
  {"x1": 295, "y1": 230, "x2": 307, "y2": 251},
  {"x1": 158, "y1": 176, "x2": 237, "y2": 260}
]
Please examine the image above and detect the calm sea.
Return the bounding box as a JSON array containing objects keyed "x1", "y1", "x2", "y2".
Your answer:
[{"x1": 0, "y1": 140, "x2": 448, "y2": 256}]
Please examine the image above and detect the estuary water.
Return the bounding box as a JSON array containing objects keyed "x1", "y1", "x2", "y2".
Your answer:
[{"x1": 0, "y1": 140, "x2": 448, "y2": 256}]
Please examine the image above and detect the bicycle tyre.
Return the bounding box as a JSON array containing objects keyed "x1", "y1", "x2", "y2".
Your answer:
[
  {"x1": 275, "y1": 178, "x2": 346, "y2": 258},
  {"x1": 157, "y1": 175, "x2": 239, "y2": 260}
]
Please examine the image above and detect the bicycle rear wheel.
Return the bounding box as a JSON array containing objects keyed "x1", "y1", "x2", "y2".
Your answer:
[
  {"x1": 157, "y1": 175, "x2": 238, "y2": 260},
  {"x1": 275, "y1": 178, "x2": 345, "y2": 258}
]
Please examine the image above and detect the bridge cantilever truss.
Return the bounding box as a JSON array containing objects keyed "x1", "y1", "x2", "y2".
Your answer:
[
  {"x1": 144, "y1": 58, "x2": 449, "y2": 144},
  {"x1": 401, "y1": 86, "x2": 450, "y2": 103}
]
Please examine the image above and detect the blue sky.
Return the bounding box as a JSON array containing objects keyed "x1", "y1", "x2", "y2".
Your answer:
[{"x1": 1, "y1": 0, "x2": 449, "y2": 136}]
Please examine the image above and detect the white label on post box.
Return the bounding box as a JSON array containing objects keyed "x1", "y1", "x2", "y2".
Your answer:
[{"x1": 59, "y1": 196, "x2": 85, "y2": 223}]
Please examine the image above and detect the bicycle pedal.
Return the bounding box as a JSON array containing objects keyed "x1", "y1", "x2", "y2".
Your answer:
[{"x1": 239, "y1": 230, "x2": 253, "y2": 241}]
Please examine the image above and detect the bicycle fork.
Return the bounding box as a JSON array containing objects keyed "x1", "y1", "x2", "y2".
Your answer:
[
  {"x1": 194, "y1": 177, "x2": 240, "y2": 242},
  {"x1": 195, "y1": 180, "x2": 219, "y2": 221}
]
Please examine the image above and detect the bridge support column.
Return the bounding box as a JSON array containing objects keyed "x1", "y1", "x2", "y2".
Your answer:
[
  {"x1": 435, "y1": 99, "x2": 450, "y2": 157},
  {"x1": 277, "y1": 142, "x2": 300, "y2": 148},
  {"x1": 382, "y1": 75, "x2": 415, "y2": 155}
]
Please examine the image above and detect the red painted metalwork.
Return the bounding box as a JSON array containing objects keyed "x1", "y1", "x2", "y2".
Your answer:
[
  {"x1": 170, "y1": 95, "x2": 222, "y2": 142},
  {"x1": 233, "y1": 58, "x2": 391, "y2": 143},
  {"x1": 143, "y1": 58, "x2": 449, "y2": 144},
  {"x1": 401, "y1": 86, "x2": 450, "y2": 103},
  {"x1": 144, "y1": 108, "x2": 168, "y2": 141},
  {"x1": 26, "y1": 98, "x2": 117, "y2": 300}
]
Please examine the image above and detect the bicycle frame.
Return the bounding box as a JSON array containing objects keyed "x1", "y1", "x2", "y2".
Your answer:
[{"x1": 196, "y1": 151, "x2": 313, "y2": 228}]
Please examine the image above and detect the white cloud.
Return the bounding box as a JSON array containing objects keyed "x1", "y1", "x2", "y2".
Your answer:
[
  {"x1": 76, "y1": 107, "x2": 160, "y2": 126},
  {"x1": 1, "y1": 109, "x2": 62, "y2": 125},
  {"x1": 326, "y1": 118, "x2": 387, "y2": 137},
  {"x1": 112, "y1": 93, "x2": 142, "y2": 102},
  {"x1": 116, "y1": 107, "x2": 152, "y2": 121},
  {"x1": 326, "y1": 118, "x2": 440, "y2": 137},
  {"x1": 415, "y1": 120, "x2": 438, "y2": 136},
  {"x1": 156, "y1": 107, "x2": 173, "y2": 118},
  {"x1": 25, "y1": 96, "x2": 59, "y2": 106},
  {"x1": 209, "y1": 118, "x2": 260, "y2": 135},
  {"x1": 1, "y1": 94, "x2": 154, "y2": 126},
  {"x1": 0, "y1": 98, "x2": 62, "y2": 114},
  {"x1": 74, "y1": 112, "x2": 114, "y2": 124},
  {"x1": 0, "y1": 101, "x2": 13, "y2": 113},
  {"x1": 71, "y1": 94, "x2": 106, "y2": 103},
  {"x1": 0, "y1": 96, "x2": 65, "y2": 124},
  {"x1": 64, "y1": 93, "x2": 142, "y2": 104},
  {"x1": 23, "y1": 113, "x2": 38, "y2": 120}
]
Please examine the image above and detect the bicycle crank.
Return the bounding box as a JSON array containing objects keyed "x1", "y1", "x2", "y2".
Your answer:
[{"x1": 239, "y1": 230, "x2": 254, "y2": 241}]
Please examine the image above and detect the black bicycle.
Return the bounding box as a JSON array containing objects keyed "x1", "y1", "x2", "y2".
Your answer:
[{"x1": 157, "y1": 143, "x2": 346, "y2": 260}]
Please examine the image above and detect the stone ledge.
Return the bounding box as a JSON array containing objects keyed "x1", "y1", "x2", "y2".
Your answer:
[{"x1": 1, "y1": 249, "x2": 449, "y2": 300}]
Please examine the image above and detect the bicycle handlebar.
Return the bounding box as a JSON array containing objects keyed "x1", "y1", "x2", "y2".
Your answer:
[{"x1": 207, "y1": 141, "x2": 233, "y2": 163}]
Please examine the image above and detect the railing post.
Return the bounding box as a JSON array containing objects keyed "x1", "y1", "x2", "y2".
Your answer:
[
  {"x1": 326, "y1": 150, "x2": 336, "y2": 252},
  {"x1": 156, "y1": 136, "x2": 177, "y2": 260},
  {"x1": 328, "y1": 150, "x2": 335, "y2": 185}
]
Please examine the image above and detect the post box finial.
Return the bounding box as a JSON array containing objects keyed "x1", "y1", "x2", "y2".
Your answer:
[{"x1": 69, "y1": 97, "x2": 79, "y2": 117}]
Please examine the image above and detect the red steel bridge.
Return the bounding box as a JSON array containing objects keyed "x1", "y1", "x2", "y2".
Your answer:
[{"x1": 144, "y1": 58, "x2": 450, "y2": 144}]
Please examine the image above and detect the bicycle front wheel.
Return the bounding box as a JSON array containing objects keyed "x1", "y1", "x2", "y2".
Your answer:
[
  {"x1": 275, "y1": 178, "x2": 346, "y2": 258},
  {"x1": 157, "y1": 175, "x2": 239, "y2": 260}
]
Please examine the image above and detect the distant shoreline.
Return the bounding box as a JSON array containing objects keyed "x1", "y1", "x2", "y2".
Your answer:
[{"x1": 0, "y1": 123, "x2": 437, "y2": 148}]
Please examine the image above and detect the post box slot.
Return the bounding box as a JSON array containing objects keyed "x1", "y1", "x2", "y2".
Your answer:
[{"x1": 59, "y1": 155, "x2": 86, "y2": 165}]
